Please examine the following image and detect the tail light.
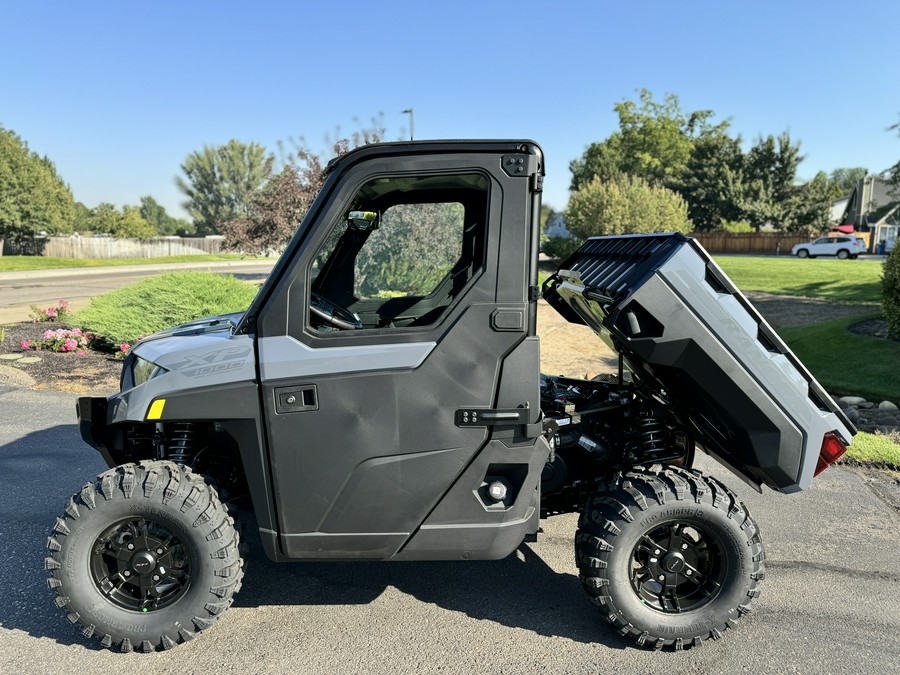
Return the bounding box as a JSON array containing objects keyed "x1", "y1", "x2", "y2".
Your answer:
[{"x1": 814, "y1": 432, "x2": 848, "y2": 476}]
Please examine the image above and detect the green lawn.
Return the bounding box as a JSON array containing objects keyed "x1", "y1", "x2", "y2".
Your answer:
[
  {"x1": 716, "y1": 256, "x2": 883, "y2": 304},
  {"x1": 778, "y1": 315, "x2": 900, "y2": 402},
  {"x1": 0, "y1": 254, "x2": 255, "y2": 272},
  {"x1": 846, "y1": 431, "x2": 900, "y2": 470}
]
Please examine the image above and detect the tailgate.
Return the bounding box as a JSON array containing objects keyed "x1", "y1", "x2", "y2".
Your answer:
[{"x1": 543, "y1": 233, "x2": 855, "y2": 493}]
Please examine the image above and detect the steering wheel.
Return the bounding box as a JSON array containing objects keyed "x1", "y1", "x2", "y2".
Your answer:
[{"x1": 309, "y1": 292, "x2": 363, "y2": 330}]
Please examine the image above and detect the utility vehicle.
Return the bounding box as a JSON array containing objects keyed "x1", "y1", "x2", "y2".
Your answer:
[{"x1": 48, "y1": 141, "x2": 854, "y2": 653}]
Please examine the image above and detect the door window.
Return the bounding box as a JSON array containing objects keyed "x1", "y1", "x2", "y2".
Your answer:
[{"x1": 308, "y1": 173, "x2": 489, "y2": 332}]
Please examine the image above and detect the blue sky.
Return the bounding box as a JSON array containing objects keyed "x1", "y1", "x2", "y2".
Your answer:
[{"x1": 3, "y1": 1, "x2": 899, "y2": 217}]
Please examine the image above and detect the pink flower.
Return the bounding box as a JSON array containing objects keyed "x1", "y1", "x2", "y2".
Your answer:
[
  {"x1": 20, "y1": 340, "x2": 31, "y2": 349},
  {"x1": 35, "y1": 346, "x2": 41, "y2": 351},
  {"x1": 76, "y1": 349, "x2": 86, "y2": 356},
  {"x1": 63, "y1": 338, "x2": 78, "y2": 352},
  {"x1": 119, "y1": 343, "x2": 131, "y2": 352}
]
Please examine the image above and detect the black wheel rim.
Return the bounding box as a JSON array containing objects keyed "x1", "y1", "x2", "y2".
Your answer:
[
  {"x1": 90, "y1": 517, "x2": 191, "y2": 612},
  {"x1": 629, "y1": 520, "x2": 726, "y2": 613}
]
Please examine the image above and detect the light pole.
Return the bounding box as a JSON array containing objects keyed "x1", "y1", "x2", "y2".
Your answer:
[{"x1": 402, "y1": 108, "x2": 414, "y2": 141}]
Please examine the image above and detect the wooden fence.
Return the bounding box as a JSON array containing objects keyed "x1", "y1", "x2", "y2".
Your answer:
[
  {"x1": 1, "y1": 236, "x2": 226, "y2": 258},
  {"x1": 692, "y1": 232, "x2": 872, "y2": 255}
]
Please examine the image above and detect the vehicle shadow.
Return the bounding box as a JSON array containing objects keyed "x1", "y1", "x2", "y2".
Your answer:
[
  {"x1": 232, "y1": 521, "x2": 626, "y2": 649},
  {"x1": 0, "y1": 424, "x2": 625, "y2": 651},
  {"x1": 0, "y1": 424, "x2": 109, "y2": 650}
]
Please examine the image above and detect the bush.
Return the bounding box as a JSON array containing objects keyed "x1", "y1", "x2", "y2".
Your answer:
[
  {"x1": 74, "y1": 272, "x2": 259, "y2": 347},
  {"x1": 565, "y1": 174, "x2": 692, "y2": 240},
  {"x1": 883, "y1": 246, "x2": 900, "y2": 338},
  {"x1": 541, "y1": 235, "x2": 582, "y2": 261}
]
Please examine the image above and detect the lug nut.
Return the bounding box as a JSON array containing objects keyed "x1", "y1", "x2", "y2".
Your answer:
[
  {"x1": 658, "y1": 575, "x2": 665, "y2": 582},
  {"x1": 681, "y1": 543, "x2": 688, "y2": 550},
  {"x1": 152, "y1": 575, "x2": 160, "y2": 581},
  {"x1": 127, "y1": 543, "x2": 134, "y2": 550},
  {"x1": 654, "y1": 549, "x2": 660, "y2": 555},
  {"x1": 123, "y1": 571, "x2": 131, "y2": 577},
  {"x1": 156, "y1": 548, "x2": 163, "y2": 555},
  {"x1": 686, "y1": 570, "x2": 693, "y2": 576}
]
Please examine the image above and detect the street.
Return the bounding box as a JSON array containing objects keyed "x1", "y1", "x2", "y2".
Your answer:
[{"x1": 1, "y1": 385, "x2": 898, "y2": 674}]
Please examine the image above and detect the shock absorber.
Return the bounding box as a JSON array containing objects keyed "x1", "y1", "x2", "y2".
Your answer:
[{"x1": 167, "y1": 422, "x2": 198, "y2": 466}]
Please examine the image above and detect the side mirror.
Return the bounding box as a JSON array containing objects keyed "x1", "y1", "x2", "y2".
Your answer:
[{"x1": 348, "y1": 210, "x2": 380, "y2": 231}]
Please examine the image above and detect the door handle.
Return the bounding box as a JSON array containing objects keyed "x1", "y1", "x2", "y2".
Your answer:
[{"x1": 274, "y1": 385, "x2": 318, "y2": 414}]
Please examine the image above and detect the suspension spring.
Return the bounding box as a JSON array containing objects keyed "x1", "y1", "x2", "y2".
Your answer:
[
  {"x1": 167, "y1": 423, "x2": 197, "y2": 466},
  {"x1": 636, "y1": 415, "x2": 669, "y2": 454}
]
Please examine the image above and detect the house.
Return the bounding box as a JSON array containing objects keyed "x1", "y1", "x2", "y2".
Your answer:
[{"x1": 839, "y1": 175, "x2": 899, "y2": 252}]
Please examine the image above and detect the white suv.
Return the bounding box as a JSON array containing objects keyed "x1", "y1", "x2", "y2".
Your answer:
[{"x1": 791, "y1": 236, "x2": 867, "y2": 259}]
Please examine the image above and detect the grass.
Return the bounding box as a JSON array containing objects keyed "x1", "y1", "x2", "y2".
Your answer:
[
  {"x1": 778, "y1": 315, "x2": 900, "y2": 402},
  {"x1": 846, "y1": 431, "x2": 900, "y2": 470},
  {"x1": 0, "y1": 254, "x2": 256, "y2": 272},
  {"x1": 716, "y1": 256, "x2": 883, "y2": 304},
  {"x1": 74, "y1": 272, "x2": 260, "y2": 345}
]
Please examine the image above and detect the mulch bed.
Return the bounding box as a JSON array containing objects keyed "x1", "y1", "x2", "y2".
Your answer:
[{"x1": 0, "y1": 322, "x2": 122, "y2": 395}]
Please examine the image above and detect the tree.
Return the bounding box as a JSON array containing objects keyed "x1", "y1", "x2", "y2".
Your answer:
[
  {"x1": 176, "y1": 140, "x2": 272, "y2": 235},
  {"x1": 738, "y1": 133, "x2": 805, "y2": 231},
  {"x1": 112, "y1": 206, "x2": 156, "y2": 238},
  {"x1": 678, "y1": 132, "x2": 745, "y2": 231},
  {"x1": 565, "y1": 174, "x2": 692, "y2": 240},
  {"x1": 570, "y1": 90, "x2": 727, "y2": 191},
  {"x1": 85, "y1": 203, "x2": 156, "y2": 239},
  {"x1": 220, "y1": 121, "x2": 385, "y2": 254},
  {"x1": 139, "y1": 195, "x2": 194, "y2": 236},
  {"x1": 827, "y1": 167, "x2": 867, "y2": 199},
  {"x1": 0, "y1": 126, "x2": 75, "y2": 241}
]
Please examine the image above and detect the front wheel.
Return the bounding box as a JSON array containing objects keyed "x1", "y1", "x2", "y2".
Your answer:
[
  {"x1": 837, "y1": 249, "x2": 849, "y2": 260},
  {"x1": 575, "y1": 466, "x2": 764, "y2": 649},
  {"x1": 46, "y1": 461, "x2": 243, "y2": 652}
]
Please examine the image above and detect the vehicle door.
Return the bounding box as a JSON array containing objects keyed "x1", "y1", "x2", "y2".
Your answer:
[{"x1": 253, "y1": 143, "x2": 545, "y2": 559}]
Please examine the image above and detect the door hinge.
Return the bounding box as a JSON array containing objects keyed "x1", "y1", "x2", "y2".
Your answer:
[
  {"x1": 530, "y1": 172, "x2": 543, "y2": 193},
  {"x1": 528, "y1": 285, "x2": 540, "y2": 302}
]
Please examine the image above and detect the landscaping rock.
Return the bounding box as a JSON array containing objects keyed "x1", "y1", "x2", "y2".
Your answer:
[
  {"x1": 878, "y1": 400, "x2": 898, "y2": 411},
  {"x1": 839, "y1": 396, "x2": 867, "y2": 406},
  {"x1": 0, "y1": 364, "x2": 36, "y2": 388}
]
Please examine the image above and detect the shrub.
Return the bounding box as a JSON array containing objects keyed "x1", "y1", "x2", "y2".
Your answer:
[
  {"x1": 565, "y1": 174, "x2": 692, "y2": 240},
  {"x1": 883, "y1": 246, "x2": 900, "y2": 338},
  {"x1": 541, "y1": 235, "x2": 582, "y2": 262},
  {"x1": 74, "y1": 272, "x2": 259, "y2": 347},
  {"x1": 30, "y1": 299, "x2": 70, "y2": 322},
  {"x1": 21, "y1": 327, "x2": 97, "y2": 354}
]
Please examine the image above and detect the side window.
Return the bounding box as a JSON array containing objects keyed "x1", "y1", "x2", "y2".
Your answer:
[
  {"x1": 354, "y1": 202, "x2": 465, "y2": 299},
  {"x1": 308, "y1": 173, "x2": 488, "y2": 333}
]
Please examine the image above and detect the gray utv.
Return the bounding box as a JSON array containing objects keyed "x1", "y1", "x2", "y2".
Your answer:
[{"x1": 47, "y1": 140, "x2": 854, "y2": 653}]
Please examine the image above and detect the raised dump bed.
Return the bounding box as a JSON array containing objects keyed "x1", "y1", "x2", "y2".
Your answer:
[{"x1": 542, "y1": 232, "x2": 855, "y2": 493}]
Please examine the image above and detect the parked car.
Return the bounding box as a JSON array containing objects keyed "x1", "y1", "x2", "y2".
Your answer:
[{"x1": 791, "y1": 236, "x2": 867, "y2": 259}]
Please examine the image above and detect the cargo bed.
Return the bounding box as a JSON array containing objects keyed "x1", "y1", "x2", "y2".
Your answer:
[{"x1": 542, "y1": 233, "x2": 855, "y2": 492}]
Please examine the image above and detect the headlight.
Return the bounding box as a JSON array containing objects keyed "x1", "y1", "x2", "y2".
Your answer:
[{"x1": 132, "y1": 356, "x2": 166, "y2": 386}]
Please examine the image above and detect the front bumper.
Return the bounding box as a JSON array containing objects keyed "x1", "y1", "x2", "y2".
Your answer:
[{"x1": 76, "y1": 396, "x2": 116, "y2": 468}]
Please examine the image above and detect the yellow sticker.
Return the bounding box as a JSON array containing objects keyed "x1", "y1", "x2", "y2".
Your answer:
[{"x1": 147, "y1": 399, "x2": 166, "y2": 420}]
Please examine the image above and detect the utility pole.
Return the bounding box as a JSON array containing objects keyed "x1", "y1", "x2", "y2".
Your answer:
[{"x1": 402, "y1": 108, "x2": 414, "y2": 141}]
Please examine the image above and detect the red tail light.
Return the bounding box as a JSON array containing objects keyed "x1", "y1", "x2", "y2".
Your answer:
[{"x1": 815, "y1": 432, "x2": 848, "y2": 476}]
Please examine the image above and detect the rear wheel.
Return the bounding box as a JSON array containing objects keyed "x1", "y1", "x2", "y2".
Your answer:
[
  {"x1": 46, "y1": 461, "x2": 243, "y2": 652},
  {"x1": 837, "y1": 249, "x2": 849, "y2": 259},
  {"x1": 575, "y1": 466, "x2": 764, "y2": 649},
  {"x1": 796, "y1": 249, "x2": 809, "y2": 258}
]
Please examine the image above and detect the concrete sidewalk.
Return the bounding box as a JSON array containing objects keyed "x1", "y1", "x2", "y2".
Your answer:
[{"x1": 0, "y1": 258, "x2": 276, "y2": 282}]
